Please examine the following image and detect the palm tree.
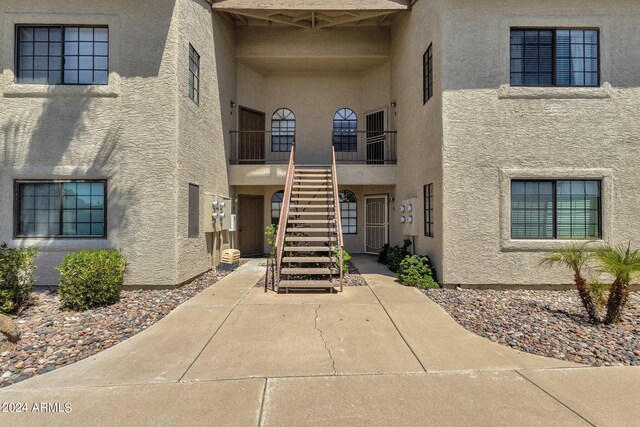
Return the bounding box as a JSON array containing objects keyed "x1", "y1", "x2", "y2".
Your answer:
[
  {"x1": 541, "y1": 242, "x2": 599, "y2": 323},
  {"x1": 595, "y1": 243, "x2": 640, "y2": 324}
]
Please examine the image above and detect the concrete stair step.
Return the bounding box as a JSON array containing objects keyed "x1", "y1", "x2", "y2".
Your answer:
[
  {"x1": 288, "y1": 219, "x2": 336, "y2": 224},
  {"x1": 288, "y1": 212, "x2": 335, "y2": 216},
  {"x1": 286, "y1": 228, "x2": 335, "y2": 233},
  {"x1": 279, "y1": 280, "x2": 337, "y2": 289},
  {"x1": 282, "y1": 257, "x2": 337, "y2": 263},
  {"x1": 281, "y1": 267, "x2": 339, "y2": 275},
  {"x1": 291, "y1": 197, "x2": 333, "y2": 201},
  {"x1": 293, "y1": 179, "x2": 332, "y2": 183},
  {"x1": 290, "y1": 204, "x2": 334, "y2": 209},
  {"x1": 283, "y1": 246, "x2": 335, "y2": 252},
  {"x1": 285, "y1": 236, "x2": 337, "y2": 242}
]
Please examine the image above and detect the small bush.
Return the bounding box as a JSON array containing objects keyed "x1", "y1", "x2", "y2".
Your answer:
[
  {"x1": 333, "y1": 247, "x2": 352, "y2": 275},
  {"x1": 378, "y1": 244, "x2": 390, "y2": 264},
  {"x1": 58, "y1": 250, "x2": 127, "y2": 311},
  {"x1": 387, "y1": 239, "x2": 413, "y2": 273},
  {"x1": 0, "y1": 243, "x2": 38, "y2": 314},
  {"x1": 264, "y1": 224, "x2": 277, "y2": 257},
  {"x1": 398, "y1": 255, "x2": 439, "y2": 289}
]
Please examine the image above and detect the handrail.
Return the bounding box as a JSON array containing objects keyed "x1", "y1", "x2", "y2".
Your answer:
[
  {"x1": 331, "y1": 146, "x2": 344, "y2": 292},
  {"x1": 275, "y1": 143, "x2": 296, "y2": 291}
]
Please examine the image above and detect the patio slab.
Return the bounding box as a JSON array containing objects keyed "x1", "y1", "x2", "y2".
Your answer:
[{"x1": 261, "y1": 372, "x2": 588, "y2": 427}]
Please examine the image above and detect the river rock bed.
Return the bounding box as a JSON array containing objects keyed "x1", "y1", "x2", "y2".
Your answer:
[
  {"x1": 425, "y1": 288, "x2": 640, "y2": 366},
  {"x1": 1, "y1": 268, "x2": 237, "y2": 388}
]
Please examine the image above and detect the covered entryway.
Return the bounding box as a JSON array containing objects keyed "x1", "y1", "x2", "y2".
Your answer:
[
  {"x1": 237, "y1": 195, "x2": 264, "y2": 256},
  {"x1": 364, "y1": 194, "x2": 388, "y2": 254}
]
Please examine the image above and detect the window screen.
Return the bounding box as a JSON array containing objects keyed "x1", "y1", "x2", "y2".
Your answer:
[{"x1": 188, "y1": 184, "x2": 200, "y2": 238}]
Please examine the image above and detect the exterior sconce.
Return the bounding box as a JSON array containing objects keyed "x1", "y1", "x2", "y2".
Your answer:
[
  {"x1": 391, "y1": 100, "x2": 397, "y2": 108},
  {"x1": 400, "y1": 216, "x2": 406, "y2": 223},
  {"x1": 230, "y1": 100, "x2": 237, "y2": 109}
]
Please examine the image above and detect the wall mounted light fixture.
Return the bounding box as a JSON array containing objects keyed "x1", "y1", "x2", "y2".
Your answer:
[
  {"x1": 230, "y1": 100, "x2": 237, "y2": 109},
  {"x1": 391, "y1": 100, "x2": 397, "y2": 108}
]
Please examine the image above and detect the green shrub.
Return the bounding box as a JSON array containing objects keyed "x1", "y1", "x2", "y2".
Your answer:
[
  {"x1": 58, "y1": 250, "x2": 127, "y2": 311},
  {"x1": 333, "y1": 247, "x2": 352, "y2": 275},
  {"x1": 387, "y1": 239, "x2": 413, "y2": 273},
  {"x1": 378, "y1": 244, "x2": 390, "y2": 264},
  {"x1": 398, "y1": 255, "x2": 439, "y2": 289},
  {"x1": 0, "y1": 243, "x2": 38, "y2": 314},
  {"x1": 264, "y1": 224, "x2": 277, "y2": 257}
]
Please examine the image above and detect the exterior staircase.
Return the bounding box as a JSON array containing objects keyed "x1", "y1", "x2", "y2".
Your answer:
[{"x1": 274, "y1": 145, "x2": 344, "y2": 293}]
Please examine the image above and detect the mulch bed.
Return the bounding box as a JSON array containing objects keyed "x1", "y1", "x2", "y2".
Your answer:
[
  {"x1": 425, "y1": 288, "x2": 640, "y2": 366},
  {"x1": 1, "y1": 267, "x2": 238, "y2": 388}
]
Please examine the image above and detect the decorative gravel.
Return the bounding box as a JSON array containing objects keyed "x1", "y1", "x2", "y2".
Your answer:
[
  {"x1": 0, "y1": 268, "x2": 237, "y2": 388},
  {"x1": 425, "y1": 288, "x2": 640, "y2": 367}
]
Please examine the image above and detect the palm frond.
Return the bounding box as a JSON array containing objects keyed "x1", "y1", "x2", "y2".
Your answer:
[
  {"x1": 595, "y1": 242, "x2": 640, "y2": 284},
  {"x1": 540, "y1": 241, "x2": 594, "y2": 275}
]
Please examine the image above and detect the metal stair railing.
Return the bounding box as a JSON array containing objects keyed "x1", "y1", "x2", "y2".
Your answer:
[{"x1": 275, "y1": 144, "x2": 296, "y2": 292}]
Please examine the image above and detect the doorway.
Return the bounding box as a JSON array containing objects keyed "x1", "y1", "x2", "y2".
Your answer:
[
  {"x1": 239, "y1": 107, "x2": 266, "y2": 164},
  {"x1": 237, "y1": 195, "x2": 264, "y2": 256},
  {"x1": 364, "y1": 195, "x2": 389, "y2": 254},
  {"x1": 365, "y1": 109, "x2": 386, "y2": 165}
]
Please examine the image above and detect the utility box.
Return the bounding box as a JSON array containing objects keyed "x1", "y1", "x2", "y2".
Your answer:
[
  {"x1": 204, "y1": 194, "x2": 232, "y2": 232},
  {"x1": 400, "y1": 197, "x2": 419, "y2": 236}
]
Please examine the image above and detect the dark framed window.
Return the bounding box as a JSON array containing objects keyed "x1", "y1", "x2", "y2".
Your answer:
[
  {"x1": 15, "y1": 180, "x2": 106, "y2": 238},
  {"x1": 188, "y1": 184, "x2": 199, "y2": 238},
  {"x1": 188, "y1": 44, "x2": 200, "y2": 104},
  {"x1": 271, "y1": 190, "x2": 284, "y2": 225},
  {"x1": 332, "y1": 108, "x2": 357, "y2": 152},
  {"x1": 424, "y1": 184, "x2": 434, "y2": 237},
  {"x1": 271, "y1": 108, "x2": 295, "y2": 152},
  {"x1": 511, "y1": 180, "x2": 601, "y2": 239},
  {"x1": 339, "y1": 190, "x2": 357, "y2": 234},
  {"x1": 423, "y1": 43, "x2": 433, "y2": 104},
  {"x1": 16, "y1": 25, "x2": 108, "y2": 85},
  {"x1": 510, "y1": 28, "x2": 599, "y2": 87}
]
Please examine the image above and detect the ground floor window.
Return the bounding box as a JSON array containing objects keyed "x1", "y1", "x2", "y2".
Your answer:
[
  {"x1": 271, "y1": 190, "x2": 284, "y2": 225},
  {"x1": 424, "y1": 183, "x2": 434, "y2": 237},
  {"x1": 339, "y1": 190, "x2": 357, "y2": 234},
  {"x1": 16, "y1": 180, "x2": 106, "y2": 237},
  {"x1": 188, "y1": 183, "x2": 199, "y2": 238},
  {"x1": 511, "y1": 180, "x2": 601, "y2": 239}
]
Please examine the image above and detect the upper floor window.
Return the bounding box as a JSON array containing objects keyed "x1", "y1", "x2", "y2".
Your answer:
[
  {"x1": 511, "y1": 180, "x2": 601, "y2": 240},
  {"x1": 16, "y1": 180, "x2": 106, "y2": 238},
  {"x1": 332, "y1": 108, "x2": 357, "y2": 152},
  {"x1": 339, "y1": 190, "x2": 357, "y2": 234},
  {"x1": 510, "y1": 28, "x2": 599, "y2": 87},
  {"x1": 271, "y1": 108, "x2": 295, "y2": 152},
  {"x1": 188, "y1": 44, "x2": 200, "y2": 104},
  {"x1": 16, "y1": 25, "x2": 109, "y2": 85},
  {"x1": 423, "y1": 43, "x2": 433, "y2": 104}
]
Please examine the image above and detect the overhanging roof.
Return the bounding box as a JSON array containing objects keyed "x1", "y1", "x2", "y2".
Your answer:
[{"x1": 211, "y1": 1, "x2": 410, "y2": 11}]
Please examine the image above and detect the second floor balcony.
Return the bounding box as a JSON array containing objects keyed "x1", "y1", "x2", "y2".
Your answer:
[{"x1": 229, "y1": 130, "x2": 397, "y2": 165}]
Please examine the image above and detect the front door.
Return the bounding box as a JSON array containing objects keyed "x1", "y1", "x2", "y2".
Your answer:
[
  {"x1": 365, "y1": 109, "x2": 386, "y2": 165},
  {"x1": 238, "y1": 195, "x2": 264, "y2": 256},
  {"x1": 239, "y1": 107, "x2": 266, "y2": 164},
  {"x1": 364, "y1": 195, "x2": 388, "y2": 254}
]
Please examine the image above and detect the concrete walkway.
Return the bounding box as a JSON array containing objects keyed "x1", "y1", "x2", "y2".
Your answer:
[{"x1": 1, "y1": 256, "x2": 638, "y2": 426}]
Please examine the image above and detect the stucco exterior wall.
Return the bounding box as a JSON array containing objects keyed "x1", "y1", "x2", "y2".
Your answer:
[
  {"x1": 440, "y1": 0, "x2": 640, "y2": 285},
  {"x1": 390, "y1": 0, "x2": 444, "y2": 272},
  {"x1": 0, "y1": 0, "x2": 184, "y2": 287},
  {"x1": 176, "y1": 0, "x2": 234, "y2": 284}
]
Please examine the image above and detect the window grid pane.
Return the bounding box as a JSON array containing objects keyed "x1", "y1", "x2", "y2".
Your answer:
[
  {"x1": 339, "y1": 190, "x2": 357, "y2": 235},
  {"x1": 424, "y1": 184, "x2": 434, "y2": 237},
  {"x1": 271, "y1": 191, "x2": 284, "y2": 225},
  {"x1": 16, "y1": 25, "x2": 108, "y2": 85},
  {"x1": 271, "y1": 108, "x2": 295, "y2": 152},
  {"x1": 511, "y1": 180, "x2": 601, "y2": 240},
  {"x1": 189, "y1": 44, "x2": 200, "y2": 104},
  {"x1": 332, "y1": 109, "x2": 357, "y2": 152},
  {"x1": 17, "y1": 181, "x2": 106, "y2": 238},
  {"x1": 423, "y1": 43, "x2": 433, "y2": 104}
]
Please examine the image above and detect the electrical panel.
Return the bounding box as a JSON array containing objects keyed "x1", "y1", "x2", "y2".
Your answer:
[
  {"x1": 399, "y1": 197, "x2": 419, "y2": 236},
  {"x1": 204, "y1": 194, "x2": 232, "y2": 232}
]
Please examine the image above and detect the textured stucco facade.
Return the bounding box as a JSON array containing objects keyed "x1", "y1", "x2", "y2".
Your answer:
[{"x1": 2, "y1": 0, "x2": 640, "y2": 287}]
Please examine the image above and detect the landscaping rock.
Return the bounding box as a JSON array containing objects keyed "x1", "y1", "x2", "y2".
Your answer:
[
  {"x1": 0, "y1": 267, "x2": 238, "y2": 388},
  {"x1": 0, "y1": 314, "x2": 21, "y2": 343},
  {"x1": 425, "y1": 288, "x2": 640, "y2": 367}
]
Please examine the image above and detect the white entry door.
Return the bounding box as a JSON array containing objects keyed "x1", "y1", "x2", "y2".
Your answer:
[{"x1": 364, "y1": 195, "x2": 389, "y2": 254}]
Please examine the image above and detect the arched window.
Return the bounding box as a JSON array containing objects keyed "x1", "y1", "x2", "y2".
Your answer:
[
  {"x1": 271, "y1": 108, "x2": 295, "y2": 152},
  {"x1": 332, "y1": 108, "x2": 357, "y2": 152},
  {"x1": 339, "y1": 190, "x2": 357, "y2": 234},
  {"x1": 271, "y1": 190, "x2": 284, "y2": 225}
]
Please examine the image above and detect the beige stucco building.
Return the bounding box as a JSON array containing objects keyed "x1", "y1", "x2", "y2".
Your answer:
[{"x1": 1, "y1": 0, "x2": 639, "y2": 288}]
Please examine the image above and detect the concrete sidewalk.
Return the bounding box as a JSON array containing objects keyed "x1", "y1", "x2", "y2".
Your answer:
[{"x1": 1, "y1": 256, "x2": 638, "y2": 426}]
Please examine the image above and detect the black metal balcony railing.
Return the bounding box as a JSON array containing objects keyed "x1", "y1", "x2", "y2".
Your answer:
[{"x1": 229, "y1": 130, "x2": 397, "y2": 165}]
